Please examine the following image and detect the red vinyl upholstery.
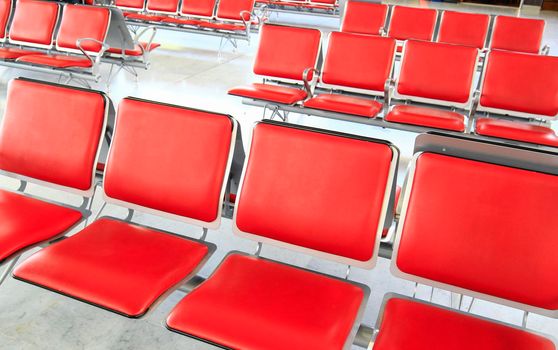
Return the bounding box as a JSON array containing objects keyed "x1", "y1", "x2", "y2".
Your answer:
[
  {"x1": 302, "y1": 32, "x2": 394, "y2": 117},
  {"x1": 397, "y1": 40, "x2": 478, "y2": 104},
  {"x1": 388, "y1": 6, "x2": 437, "y2": 41},
  {"x1": 303, "y1": 94, "x2": 382, "y2": 118},
  {"x1": 253, "y1": 24, "x2": 321, "y2": 81},
  {"x1": 235, "y1": 122, "x2": 395, "y2": 264},
  {"x1": 197, "y1": 22, "x2": 245, "y2": 31},
  {"x1": 0, "y1": 79, "x2": 106, "y2": 191},
  {"x1": 490, "y1": 15, "x2": 545, "y2": 54},
  {"x1": 215, "y1": 0, "x2": 254, "y2": 21},
  {"x1": 374, "y1": 297, "x2": 556, "y2": 350},
  {"x1": 396, "y1": 152, "x2": 558, "y2": 312},
  {"x1": 475, "y1": 118, "x2": 558, "y2": 147},
  {"x1": 479, "y1": 50, "x2": 558, "y2": 118},
  {"x1": 103, "y1": 98, "x2": 233, "y2": 224},
  {"x1": 0, "y1": 0, "x2": 11, "y2": 41},
  {"x1": 56, "y1": 5, "x2": 110, "y2": 53},
  {"x1": 147, "y1": 0, "x2": 180, "y2": 13},
  {"x1": 125, "y1": 12, "x2": 165, "y2": 21},
  {"x1": 16, "y1": 54, "x2": 92, "y2": 68},
  {"x1": 0, "y1": 189, "x2": 82, "y2": 264},
  {"x1": 160, "y1": 17, "x2": 203, "y2": 25},
  {"x1": 13, "y1": 218, "x2": 210, "y2": 317},
  {"x1": 0, "y1": 47, "x2": 37, "y2": 60},
  {"x1": 116, "y1": 0, "x2": 145, "y2": 10},
  {"x1": 180, "y1": 0, "x2": 216, "y2": 17},
  {"x1": 321, "y1": 32, "x2": 396, "y2": 92},
  {"x1": 340, "y1": 1, "x2": 388, "y2": 35},
  {"x1": 228, "y1": 83, "x2": 307, "y2": 104},
  {"x1": 385, "y1": 105, "x2": 465, "y2": 131},
  {"x1": 8, "y1": 0, "x2": 59, "y2": 48},
  {"x1": 167, "y1": 253, "x2": 365, "y2": 350},
  {"x1": 437, "y1": 10, "x2": 490, "y2": 49}
]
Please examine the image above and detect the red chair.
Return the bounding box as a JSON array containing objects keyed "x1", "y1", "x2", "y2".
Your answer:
[
  {"x1": 125, "y1": 0, "x2": 179, "y2": 21},
  {"x1": 384, "y1": 40, "x2": 479, "y2": 132},
  {"x1": 473, "y1": 50, "x2": 558, "y2": 147},
  {"x1": 17, "y1": 5, "x2": 111, "y2": 72},
  {"x1": 14, "y1": 97, "x2": 238, "y2": 318},
  {"x1": 340, "y1": 1, "x2": 389, "y2": 36},
  {"x1": 490, "y1": 15, "x2": 546, "y2": 54},
  {"x1": 437, "y1": 10, "x2": 490, "y2": 49},
  {"x1": 116, "y1": 0, "x2": 145, "y2": 14},
  {"x1": 0, "y1": 78, "x2": 108, "y2": 286},
  {"x1": 373, "y1": 141, "x2": 558, "y2": 349},
  {"x1": 303, "y1": 32, "x2": 396, "y2": 118},
  {"x1": 161, "y1": 0, "x2": 216, "y2": 25},
  {"x1": 0, "y1": 0, "x2": 12, "y2": 43},
  {"x1": 0, "y1": 0, "x2": 60, "y2": 60},
  {"x1": 166, "y1": 120, "x2": 398, "y2": 349},
  {"x1": 387, "y1": 5, "x2": 438, "y2": 52},
  {"x1": 228, "y1": 24, "x2": 322, "y2": 105}
]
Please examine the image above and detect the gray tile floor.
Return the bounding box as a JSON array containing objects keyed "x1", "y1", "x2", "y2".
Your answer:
[{"x1": 1, "y1": 1, "x2": 558, "y2": 349}]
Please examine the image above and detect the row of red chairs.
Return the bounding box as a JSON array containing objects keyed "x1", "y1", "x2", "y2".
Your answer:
[
  {"x1": 229, "y1": 24, "x2": 558, "y2": 148},
  {"x1": 117, "y1": 0, "x2": 258, "y2": 49},
  {"x1": 0, "y1": 0, "x2": 158, "y2": 84},
  {"x1": 341, "y1": 2, "x2": 548, "y2": 55},
  {"x1": 0, "y1": 78, "x2": 556, "y2": 349}
]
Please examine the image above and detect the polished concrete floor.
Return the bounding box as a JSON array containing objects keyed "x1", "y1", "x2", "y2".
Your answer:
[{"x1": 1, "y1": 1, "x2": 558, "y2": 349}]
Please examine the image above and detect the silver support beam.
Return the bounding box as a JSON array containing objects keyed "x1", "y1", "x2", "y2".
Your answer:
[{"x1": 353, "y1": 325, "x2": 375, "y2": 348}]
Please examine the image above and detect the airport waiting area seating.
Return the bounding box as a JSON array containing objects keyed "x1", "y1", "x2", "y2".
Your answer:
[
  {"x1": 116, "y1": 0, "x2": 258, "y2": 51},
  {"x1": 340, "y1": 2, "x2": 549, "y2": 55},
  {"x1": 0, "y1": 78, "x2": 557, "y2": 349},
  {"x1": 253, "y1": 0, "x2": 339, "y2": 16},
  {"x1": 0, "y1": 0, "x2": 157, "y2": 85},
  {"x1": 229, "y1": 23, "x2": 558, "y2": 149}
]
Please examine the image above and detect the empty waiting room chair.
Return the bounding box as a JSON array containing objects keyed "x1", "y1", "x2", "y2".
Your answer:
[
  {"x1": 437, "y1": 10, "x2": 490, "y2": 49},
  {"x1": 490, "y1": 15, "x2": 546, "y2": 54},
  {"x1": 166, "y1": 120, "x2": 399, "y2": 349},
  {"x1": 0, "y1": 78, "x2": 108, "y2": 286},
  {"x1": 472, "y1": 49, "x2": 558, "y2": 147},
  {"x1": 14, "y1": 97, "x2": 238, "y2": 318},
  {"x1": 340, "y1": 1, "x2": 389, "y2": 36}
]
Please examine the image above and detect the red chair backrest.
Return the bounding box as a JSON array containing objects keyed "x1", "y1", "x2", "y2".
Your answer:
[
  {"x1": 490, "y1": 15, "x2": 545, "y2": 54},
  {"x1": 0, "y1": 0, "x2": 12, "y2": 42},
  {"x1": 396, "y1": 40, "x2": 478, "y2": 106},
  {"x1": 394, "y1": 151, "x2": 558, "y2": 316},
  {"x1": 147, "y1": 0, "x2": 180, "y2": 13},
  {"x1": 479, "y1": 50, "x2": 558, "y2": 119},
  {"x1": 341, "y1": 1, "x2": 388, "y2": 36},
  {"x1": 234, "y1": 122, "x2": 397, "y2": 268},
  {"x1": 254, "y1": 24, "x2": 322, "y2": 82},
  {"x1": 388, "y1": 5, "x2": 437, "y2": 41},
  {"x1": 437, "y1": 10, "x2": 490, "y2": 49},
  {"x1": 321, "y1": 32, "x2": 396, "y2": 93},
  {"x1": 56, "y1": 5, "x2": 110, "y2": 54},
  {"x1": 9, "y1": 0, "x2": 59, "y2": 48},
  {"x1": 116, "y1": 0, "x2": 145, "y2": 11},
  {"x1": 103, "y1": 98, "x2": 236, "y2": 228},
  {"x1": 180, "y1": 0, "x2": 215, "y2": 18},
  {"x1": 216, "y1": 0, "x2": 254, "y2": 22},
  {"x1": 0, "y1": 78, "x2": 107, "y2": 195}
]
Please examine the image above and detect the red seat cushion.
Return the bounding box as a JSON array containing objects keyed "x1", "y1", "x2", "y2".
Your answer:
[
  {"x1": 437, "y1": 10, "x2": 490, "y2": 49},
  {"x1": 303, "y1": 94, "x2": 382, "y2": 118},
  {"x1": 341, "y1": 1, "x2": 388, "y2": 36},
  {"x1": 228, "y1": 83, "x2": 307, "y2": 104},
  {"x1": 56, "y1": 5, "x2": 110, "y2": 53},
  {"x1": 167, "y1": 253, "x2": 365, "y2": 350},
  {"x1": 13, "y1": 218, "x2": 210, "y2": 317},
  {"x1": 475, "y1": 118, "x2": 558, "y2": 147},
  {"x1": 197, "y1": 21, "x2": 246, "y2": 31},
  {"x1": 160, "y1": 17, "x2": 204, "y2": 25},
  {"x1": 490, "y1": 15, "x2": 544, "y2": 54},
  {"x1": 16, "y1": 54, "x2": 92, "y2": 68},
  {"x1": 388, "y1": 6, "x2": 437, "y2": 41},
  {"x1": 385, "y1": 105, "x2": 465, "y2": 132},
  {"x1": 125, "y1": 12, "x2": 166, "y2": 21},
  {"x1": 107, "y1": 42, "x2": 161, "y2": 56},
  {"x1": 0, "y1": 189, "x2": 82, "y2": 263},
  {"x1": 0, "y1": 47, "x2": 39, "y2": 60},
  {"x1": 373, "y1": 297, "x2": 555, "y2": 350}
]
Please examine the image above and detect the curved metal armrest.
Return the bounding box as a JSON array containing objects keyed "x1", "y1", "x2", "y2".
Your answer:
[
  {"x1": 76, "y1": 38, "x2": 110, "y2": 65},
  {"x1": 542, "y1": 44, "x2": 550, "y2": 56},
  {"x1": 239, "y1": 10, "x2": 253, "y2": 34},
  {"x1": 134, "y1": 25, "x2": 158, "y2": 58},
  {"x1": 302, "y1": 67, "x2": 319, "y2": 98}
]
